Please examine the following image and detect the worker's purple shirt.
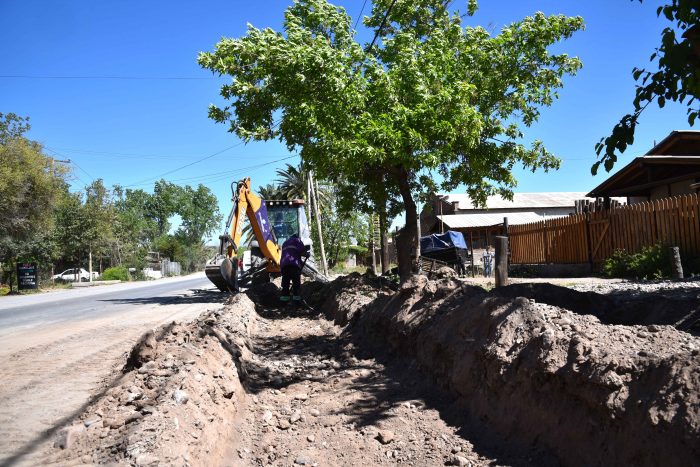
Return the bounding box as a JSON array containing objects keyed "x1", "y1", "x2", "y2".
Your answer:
[{"x1": 281, "y1": 235, "x2": 305, "y2": 269}]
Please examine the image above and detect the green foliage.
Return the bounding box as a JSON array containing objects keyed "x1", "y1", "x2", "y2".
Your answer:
[
  {"x1": 199, "y1": 0, "x2": 583, "y2": 278},
  {"x1": 594, "y1": 0, "x2": 700, "y2": 174},
  {"x1": 175, "y1": 184, "x2": 222, "y2": 245},
  {"x1": 347, "y1": 245, "x2": 368, "y2": 255},
  {"x1": 113, "y1": 181, "x2": 220, "y2": 272},
  {"x1": 155, "y1": 234, "x2": 185, "y2": 263},
  {"x1": 53, "y1": 179, "x2": 120, "y2": 265},
  {"x1": 0, "y1": 113, "x2": 68, "y2": 290},
  {"x1": 102, "y1": 266, "x2": 129, "y2": 281},
  {"x1": 257, "y1": 183, "x2": 285, "y2": 200},
  {"x1": 601, "y1": 243, "x2": 672, "y2": 279}
]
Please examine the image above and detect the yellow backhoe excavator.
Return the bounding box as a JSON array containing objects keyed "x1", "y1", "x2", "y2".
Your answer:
[{"x1": 205, "y1": 177, "x2": 325, "y2": 292}]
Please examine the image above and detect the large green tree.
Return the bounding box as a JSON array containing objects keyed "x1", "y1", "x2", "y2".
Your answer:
[
  {"x1": 199, "y1": 0, "x2": 583, "y2": 279},
  {"x1": 595, "y1": 0, "x2": 699, "y2": 174},
  {"x1": 175, "y1": 184, "x2": 222, "y2": 245},
  {"x1": 0, "y1": 113, "x2": 68, "y2": 288}
]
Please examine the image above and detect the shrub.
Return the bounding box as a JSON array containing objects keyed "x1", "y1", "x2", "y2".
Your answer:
[
  {"x1": 102, "y1": 266, "x2": 128, "y2": 281},
  {"x1": 601, "y1": 243, "x2": 671, "y2": 279}
]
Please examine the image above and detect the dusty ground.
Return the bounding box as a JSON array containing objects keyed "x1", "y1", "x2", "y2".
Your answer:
[
  {"x1": 232, "y1": 305, "x2": 521, "y2": 467},
  {"x1": 0, "y1": 289, "x2": 224, "y2": 467},
  {"x1": 10, "y1": 272, "x2": 700, "y2": 466}
]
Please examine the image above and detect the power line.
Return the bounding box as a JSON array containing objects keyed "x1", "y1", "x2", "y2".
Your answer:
[
  {"x1": 353, "y1": 0, "x2": 369, "y2": 32},
  {"x1": 124, "y1": 117, "x2": 284, "y2": 187},
  {"x1": 123, "y1": 143, "x2": 245, "y2": 187},
  {"x1": 71, "y1": 160, "x2": 95, "y2": 181},
  {"x1": 46, "y1": 147, "x2": 96, "y2": 182},
  {"x1": 45, "y1": 145, "x2": 289, "y2": 161},
  {"x1": 367, "y1": 0, "x2": 399, "y2": 52},
  {"x1": 123, "y1": 154, "x2": 299, "y2": 188},
  {"x1": 0, "y1": 74, "x2": 224, "y2": 81}
]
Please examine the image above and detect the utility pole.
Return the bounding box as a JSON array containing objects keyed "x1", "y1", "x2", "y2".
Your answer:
[
  {"x1": 380, "y1": 211, "x2": 388, "y2": 275},
  {"x1": 309, "y1": 171, "x2": 328, "y2": 276}
]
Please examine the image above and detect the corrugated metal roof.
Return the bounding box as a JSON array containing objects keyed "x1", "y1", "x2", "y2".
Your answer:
[
  {"x1": 439, "y1": 192, "x2": 590, "y2": 210},
  {"x1": 438, "y1": 211, "x2": 560, "y2": 229}
]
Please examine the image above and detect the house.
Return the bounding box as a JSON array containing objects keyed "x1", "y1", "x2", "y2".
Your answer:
[
  {"x1": 422, "y1": 192, "x2": 597, "y2": 249},
  {"x1": 587, "y1": 130, "x2": 700, "y2": 203}
]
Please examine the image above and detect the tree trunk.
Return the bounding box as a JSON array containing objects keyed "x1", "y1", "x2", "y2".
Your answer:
[
  {"x1": 379, "y1": 210, "x2": 388, "y2": 275},
  {"x1": 394, "y1": 167, "x2": 420, "y2": 282}
]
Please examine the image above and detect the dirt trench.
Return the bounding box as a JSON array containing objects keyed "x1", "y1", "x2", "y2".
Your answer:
[{"x1": 44, "y1": 272, "x2": 700, "y2": 466}]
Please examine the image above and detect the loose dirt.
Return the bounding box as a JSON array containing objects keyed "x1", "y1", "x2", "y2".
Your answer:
[
  {"x1": 28, "y1": 272, "x2": 700, "y2": 466},
  {"x1": 0, "y1": 292, "x2": 222, "y2": 467}
]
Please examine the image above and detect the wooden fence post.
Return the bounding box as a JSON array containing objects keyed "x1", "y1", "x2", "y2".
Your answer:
[
  {"x1": 585, "y1": 212, "x2": 593, "y2": 270},
  {"x1": 495, "y1": 236, "x2": 509, "y2": 287},
  {"x1": 670, "y1": 246, "x2": 684, "y2": 279}
]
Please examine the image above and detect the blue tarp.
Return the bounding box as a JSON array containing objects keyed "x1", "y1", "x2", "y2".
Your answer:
[{"x1": 420, "y1": 231, "x2": 468, "y2": 254}]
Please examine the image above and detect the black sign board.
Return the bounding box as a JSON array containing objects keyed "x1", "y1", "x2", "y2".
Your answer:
[{"x1": 17, "y1": 262, "x2": 38, "y2": 290}]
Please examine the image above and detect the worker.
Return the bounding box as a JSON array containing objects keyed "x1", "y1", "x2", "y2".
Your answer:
[
  {"x1": 482, "y1": 245, "x2": 494, "y2": 277},
  {"x1": 280, "y1": 233, "x2": 309, "y2": 304}
]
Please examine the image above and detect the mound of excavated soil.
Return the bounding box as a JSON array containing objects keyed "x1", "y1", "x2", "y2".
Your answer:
[
  {"x1": 306, "y1": 272, "x2": 397, "y2": 326},
  {"x1": 324, "y1": 275, "x2": 700, "y2": 466},
  {"x1": 45, "y1": 273, "x2": 700, "y2": 467},
  {"x1": 496, "y1": 282, "x2": 700, "y2": 336},
  {"x1": 46, "y1": 294, "x2": 257, "y2": 466}
]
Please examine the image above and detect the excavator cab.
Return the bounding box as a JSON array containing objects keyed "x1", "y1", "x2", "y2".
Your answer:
[{"x1": 249, "y1": 200, "x2": 316, "y2": 278}]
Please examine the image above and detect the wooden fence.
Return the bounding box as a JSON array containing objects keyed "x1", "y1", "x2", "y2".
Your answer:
[{"x1": 509, "y1": 193, "x2": 700, "y2": 265}]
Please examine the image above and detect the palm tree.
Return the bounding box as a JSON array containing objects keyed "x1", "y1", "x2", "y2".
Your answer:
[
  {"x1": 275, "y1": 163, "x2": 331, "y2": 211},
  {"x1": 257, "y1": 183, "x2": 284, "y2": 200}
]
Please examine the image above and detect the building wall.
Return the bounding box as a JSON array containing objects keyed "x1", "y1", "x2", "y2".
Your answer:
[
  {"x1": 651, "y1": 184, "x2": 670, "y2": 200},
  {"x1": 647, "y1": 179, "x2": 697, "y2": 200},
  {"x1": 670, "y1": 179, "x2": 696, "y2": 196}
]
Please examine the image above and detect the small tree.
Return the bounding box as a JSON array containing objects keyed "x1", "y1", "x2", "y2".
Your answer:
[{"x1": 199, "y1": 0, "x2": 583, "y2": 280}]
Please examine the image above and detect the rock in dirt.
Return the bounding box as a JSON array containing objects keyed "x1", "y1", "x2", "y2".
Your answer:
[
  {"x1": 124, "y1": 331, "x2": 158, "y2": 370},
  {"x1": 54, "y1": 424, "x2": 84, "y2": 450},
  {"x1": 83, "y1": 417, "x2": 101, "y2": 428},
  {"x1": 173, "y1": 389, "x2": 189, "y2": 405},
  {"x1": 135, "y1": 453, "x2": 160, "y2": 466},
  {"x1": 448, "y1": 454, "x2": 470, "y2": 466},
  {"x1": 294, "y1": 456, "x2": 313, "y2": 465},
  {"x1": 376, "y1": 430, "x2": 395, "y2": 444},
  {"x1": 277, "y1": 418, "x2": 291, "y2": 430},
  {"x1": 124, "y1": 411, "x2": 143, "y2": 424}
]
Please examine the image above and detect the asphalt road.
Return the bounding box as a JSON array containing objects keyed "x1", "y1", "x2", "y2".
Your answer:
[
  {"x1": 0, "y1": 273, "x2": 227, "y2": 467},
  {"x1": 0, "y1": 274, "x2": 216, "y2": 336}
]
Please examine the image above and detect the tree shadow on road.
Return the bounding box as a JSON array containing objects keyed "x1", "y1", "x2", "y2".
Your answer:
[{"x1": 98, "y1": 288, "x2": 228, "y2": 306}]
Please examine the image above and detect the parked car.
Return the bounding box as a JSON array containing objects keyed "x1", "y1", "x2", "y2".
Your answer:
[{"x1": 52, "y1": 268, "x2": 99, "y2": 282}]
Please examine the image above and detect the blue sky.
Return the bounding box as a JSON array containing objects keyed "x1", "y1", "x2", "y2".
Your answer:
[{"x1": 0, "y1": 0, "x2": 690, "y2": 232}]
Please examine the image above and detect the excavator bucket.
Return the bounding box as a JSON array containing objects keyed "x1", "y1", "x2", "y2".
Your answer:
[{"x1": 204, "y1": 255, "x2": 238, "y2": 293}]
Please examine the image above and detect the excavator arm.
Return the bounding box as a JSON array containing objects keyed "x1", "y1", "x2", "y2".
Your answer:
[
  {"x1": 206, "y1": 178, "x2": 282, "y2": 292},
  {"x1": 228, "y1": 178, "x2": 281, "y2": 270}
]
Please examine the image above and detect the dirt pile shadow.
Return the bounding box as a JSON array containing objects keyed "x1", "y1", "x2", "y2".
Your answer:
[
  {"x1": 319, "y1": 274, "x2": 700, "y2": 467},
  {"x1": 45, "y1": 294, "x2": 257, "y2": 466}
]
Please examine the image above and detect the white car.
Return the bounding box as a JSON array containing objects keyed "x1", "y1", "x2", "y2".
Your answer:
[{"x1": 52, "y1": 268, "x2": 99, "y2": 282}]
